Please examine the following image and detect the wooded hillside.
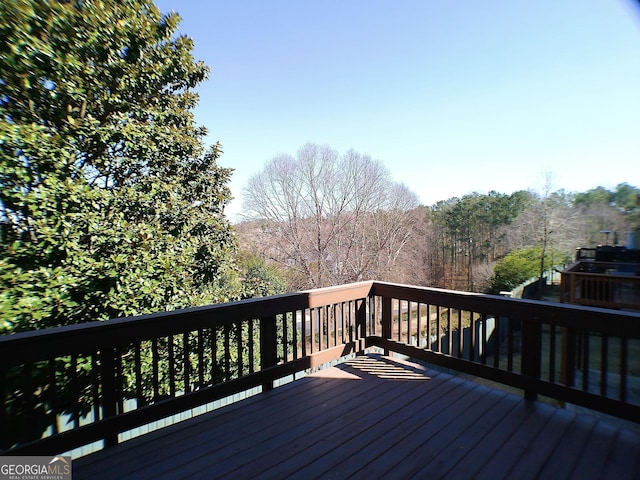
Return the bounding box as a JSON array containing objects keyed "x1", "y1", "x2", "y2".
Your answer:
[{"x1": 239, "y1": 180, "x2": 640, "y2": 293}]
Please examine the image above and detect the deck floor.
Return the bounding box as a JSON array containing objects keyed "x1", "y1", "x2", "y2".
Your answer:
[{"x1": 74, "y1": 354, "x2": 640, "y2": 479}]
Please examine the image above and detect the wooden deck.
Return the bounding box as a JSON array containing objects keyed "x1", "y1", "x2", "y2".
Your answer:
[{"x1": 74, "y1": 354, "x2": 640, "y2": 479}]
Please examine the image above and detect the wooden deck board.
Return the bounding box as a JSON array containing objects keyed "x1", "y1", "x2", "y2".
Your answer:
[
  {"x1": 570, "y1": 420, "x2": 620, "y2": 480},
  {"x1": 213, "y1": 358, "x2": 455, "y2": 479},
  {"x1": 263, "y1": 375, "x2": 467, "y2": 479},
  {"x1": 118, "y1": 369, "x2": 383, "y2": 479},
  {"x1": 475, "y1": 400, "x2": 557, "y2": 480},
  {"x1": 183, "y1": 370, "x2": 423, "y2": 478},
  {"x1": 504, "y1": 407, "x2": 575, "y2": 480},
  {"x1": 380, "y1": 386, "x2": 507, "y2": 478},
  {"x1": 74, "y1": 354, "x2": 640, "y2": 480},
  {"x1": 536, "y1": 413, "x2": 597, "y2": 479},
  {"x1": 362, "y1": 384, "x2": 502, "y2": 478},
  {"x1": 300, "y1": 374, "x2": 466, "y2": 478},
  {"x1": 412, "y1": 391, "x2": 522, "y2": 478},
  {"x1": 438, "y1": 392, "x2": 544, "y2": 478},
  {"x1": 602, "y1": 428, "x2": 640, "y2": 480}
]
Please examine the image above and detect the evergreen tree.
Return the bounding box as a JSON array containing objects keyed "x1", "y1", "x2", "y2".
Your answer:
[{"x1": 0, "y1": 0, "x2": 238, "y2": 333}]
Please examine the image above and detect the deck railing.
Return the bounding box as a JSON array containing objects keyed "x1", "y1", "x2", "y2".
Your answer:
[
  {"x1": 2, "y1": 281, "x2": 640, "y2": 457},
  {"x1": 560, "y1": 261, "x2": 640, "y2": 310}
]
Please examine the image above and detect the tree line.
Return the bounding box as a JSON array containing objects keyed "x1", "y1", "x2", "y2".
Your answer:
[{"x1": 240, "y1": 159, "x2": 639, "y2": 295}]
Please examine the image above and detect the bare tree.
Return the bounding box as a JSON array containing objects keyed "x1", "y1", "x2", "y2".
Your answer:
[{"x1": 242, "y1": 143, "x2": 419, "y2": 289}]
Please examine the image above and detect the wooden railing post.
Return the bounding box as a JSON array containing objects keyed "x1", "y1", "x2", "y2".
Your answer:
[
  {"x1": 381, "y1": 296, "x2": 392, "y2": 356},
  {"x1": 100, "y1": 347, "x2": 119, "y2": 447},
  {"x1": 521, "y1": 319, "x2": 542, "y2": 401},
  {"x1": 260, "y1": 315, "x2": 277, "y2": 391}
]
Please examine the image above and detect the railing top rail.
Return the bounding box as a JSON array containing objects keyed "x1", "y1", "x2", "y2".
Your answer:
[
  {"x1": 3, "y1": 279, "x2": 640, "y2": 365},
  {"x1": 563, "y1": 261, "x2": 640, "y2": 275},
  {"x1": 370, "y1": 281, "x2": 640, "y2": 335},
  {"x1": 0, "y1": 281, "x2": 374, "y2": 365}
]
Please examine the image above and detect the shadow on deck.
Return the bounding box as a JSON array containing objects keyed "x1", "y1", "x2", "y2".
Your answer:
[{"x1": 74, "y1": 354, "x2": 640, "y2": 480}]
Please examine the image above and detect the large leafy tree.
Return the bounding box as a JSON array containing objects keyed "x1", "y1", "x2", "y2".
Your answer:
[
  {"x1": 242, "y1": 143, "x2": 419, "y2": 289},
  {"x1": 0, "y1": 0, "x2": 239, "y2": 334}
]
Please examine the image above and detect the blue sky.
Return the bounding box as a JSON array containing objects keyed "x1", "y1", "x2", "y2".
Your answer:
[{"x1": 154, "y1": 0, "x2": 640, "y2": 220}]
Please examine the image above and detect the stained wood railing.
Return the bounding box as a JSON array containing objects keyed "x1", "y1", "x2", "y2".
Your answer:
[
  {"x1": 1, "y1": 281, "x2": 639, "y2": 457},
  {"x1": 560, "y1": 261, "x2": 640, "y2": 310},
  {"x1": 366, "y1": 282, "x2": 640, "y2": 420}
]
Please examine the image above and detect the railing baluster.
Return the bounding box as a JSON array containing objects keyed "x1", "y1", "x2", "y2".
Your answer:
[
  {"x1": 397, "y1": 299, "x2": 401, "y2": 342},
  {"x1": 493, "y1": 314, "x2": 500, "y2": 369},
  {"x1": 115, "y1": 348, "x2": 124, "y2": 415},
  {"x1": 210, "y1": 327, "x2": 218, "y2": 384},
  {"x1": 582, "y1": 331, "x2": 590, "y2": 392},
  {"x1": 324, "y1": 306, "x2": 329, "y2": 349},
  {"x1": 507, "y1": 317, "x2": 514, "y2": 372},
  {"x1": 249, "y1": 320, "x2": 256, "y2": 372},
  {"x1": 134, "y1": 344, "x2": 143, "y2": 405},
  {"x1": 382, "y1": 295, "x2": 392, "y2": 356},
  {"x1": 340, "y1": 299, "x2": 344, "y2": 343},
  {"x1": 436, "y1": 305, "x2": 441, "y2": 353},
  {"x1": 224, "y1": 325, "x2": 231, "y2": 382},
  {"x1": 447, "y1": 307, "x2": 452, "y2": 355},
  {"x1": 548, "y1": 324, "x2": 556, "y2": 382},
  {"x1": 100, "y1": 348, "x2": 118, "y2": 447},
  {"x1": 600, "y1": 334, "x2": 608, "y2": 397},
  {"x1": 620, "y1": 337, "x2": 628, "y2": 403},
  {"x1": 198, "y1": 329, "x2": 205, "y2": 388},
  {"x1": 456, "y1": 309, "x2": 461, "y2": 357},
  {"x1": 168, "y1": 335, "x2": 176, "y2": 397},
  {"x1": 70, "y1": 355, "x2": 80, "y2": 428},
  {"x1": 91, "y1": 354, "x2": 100, "y2": 420},
  {"x1": 282, "y1": 311, "x2": 288, "y2": 361},
  {"x1": 151, "y1": 339, "x2": 159, "y2": 401},
  {"x1": 369, "y1": 297, "x2": 375, "y2": 337},
  {"x1": 416, "y1": 303, "x2": 422, "y2": 348},
  {"x1": 301, "y1": 310, "x2": 308, "y2": 357},
  {"x1": 317, "y1": 308, "x2": 322, "y2": 351},
  {"x1": 331, "y1": 304, "x2": 336, "y2": 347},
  {"x1": 310, "y1": 308, "x2": 316, "y2": 354},
  {"x1": 47, "y1": 359, "x2": 59, "y2": 434},
  {"x1": 236, "y1": 321, "x2": 243, "y2": 378},
  {"x1": 338, "y1": 306, "x2": 341, "y2": 348},
  {"x1": 183, "y1": 332, "x2": 190, "y2": 394},
  {"x1": 407, "y1": 301, "x2": 412, "y2": 345},
  {"x1": 480, "y1": 315, "x2": 487, "y2": 365},
  {"x1": 469, "y1": 311, "x2": 475, "y2": 361}
]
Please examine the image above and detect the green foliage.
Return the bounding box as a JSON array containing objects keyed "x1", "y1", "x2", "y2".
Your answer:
[
  {"x1": 574, "y1": 186, "x2": 613, "y2": 208},
  {"x1": 427, "y1": 190, "x2": 535, "y2": 290},
  {"x1": 574, "y1": 183, "x2": 639, "y2": 219},
  {"x1": 491, "y1": 247, "x2": 542, "y2": 292},
  {"x1": 490, "y1": 247, "x2": 569, "y2": 293},
  {"x1": 613, "y1": 183, "x2": 640, "y2": 221},
  {"x1": 239, "y1": 253, "x2": 287, "y2": 298},
  {"x1": 0, "y1": 0, "x2": 239, "y2": 334}
]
